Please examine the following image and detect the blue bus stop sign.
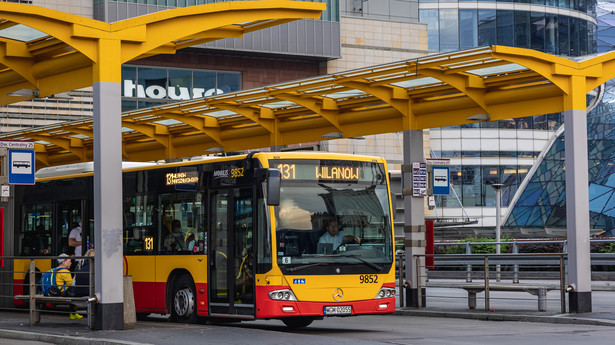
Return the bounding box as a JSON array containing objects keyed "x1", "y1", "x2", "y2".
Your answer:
[
  {"x1": 8, "y1": 149, "x2": 35, "y2": 185},
  {"x1": 432, "y1": 166, "x2": 450, "y2": 195}
]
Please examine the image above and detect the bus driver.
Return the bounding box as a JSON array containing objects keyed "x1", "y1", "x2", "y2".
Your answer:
[{"x1": 318, "y1": 219, "x2": 360, "y2": 250}]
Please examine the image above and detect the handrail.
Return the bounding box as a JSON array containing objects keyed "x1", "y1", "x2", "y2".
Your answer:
[{"x1": 410, "y1": 253, "x2": 568, "y2": 313}]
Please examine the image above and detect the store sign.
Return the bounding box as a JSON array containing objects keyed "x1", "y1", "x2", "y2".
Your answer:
[{"x1": 123, "y1": 80, "x2": 223, "y2": 100}]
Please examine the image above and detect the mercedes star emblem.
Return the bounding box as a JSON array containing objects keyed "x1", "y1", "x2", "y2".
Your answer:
[{"x1": 333, "y1": 288, "x2": 344, "y2": 301}]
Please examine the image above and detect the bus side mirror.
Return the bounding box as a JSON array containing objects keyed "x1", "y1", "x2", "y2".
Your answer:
[{"x1": 267, "y1": 169, "x2": 281, "y2": 206}]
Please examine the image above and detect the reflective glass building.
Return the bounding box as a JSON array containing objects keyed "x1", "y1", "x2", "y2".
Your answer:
[
  {"x1": 416, "y1": 0, "x2": 599, "y2": 236},
  {"x1": 504, "y1": 1, "x2": 615, "y2": 235}
]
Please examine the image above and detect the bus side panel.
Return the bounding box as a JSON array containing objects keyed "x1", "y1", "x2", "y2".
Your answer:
[
  {"x1": 195, "y1": 282, "x2": 208, "y2": 314},
  {"x1": 13, "y1": 258, "x2": 52, "y2": 306},
  {"x1": 155, "y1": 254, "x2": 207, "y2": 312},
  {"x1": 125, "y1": 256, "x2": 159, "y2": 312}
]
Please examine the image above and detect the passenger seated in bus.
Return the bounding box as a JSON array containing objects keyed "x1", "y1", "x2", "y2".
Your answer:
[
  {"x1": 164, "y1": 219, "x2": 185, "y2": 252},
  {"x1": 186, "y1": 233, "x2": 196, "y2": 252},
  {"x1": 318, "y1": 219, "x2": 360, "y2": 251}
]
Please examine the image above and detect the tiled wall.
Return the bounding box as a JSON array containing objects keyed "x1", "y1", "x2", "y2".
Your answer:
[
  {"x1": 324, "y1": 16, "x2": 428, "y2": 169},
  {"x1": 324, "y1": 16, "x2": 427, "y2": 73},
  {"x1": 34, "y1": 0, "x2": 93, "y2": 17}
]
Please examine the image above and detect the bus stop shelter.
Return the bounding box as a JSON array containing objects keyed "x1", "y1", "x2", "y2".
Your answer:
[{"x1": 0, "y1": 0, "x2": 612, "y2": 327}]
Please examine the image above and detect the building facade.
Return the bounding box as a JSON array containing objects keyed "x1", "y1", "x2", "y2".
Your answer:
[{"x1": 417, "y1": 0, "x2": 599, "y2": 237}]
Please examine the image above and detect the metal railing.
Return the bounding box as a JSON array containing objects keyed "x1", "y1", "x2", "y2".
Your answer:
[
  {"x1": 413, "y1": 253, "x2": 568, "y2": 312},
  {"x1": 0, "y1": 256, "x2": 96, "y2": 328}
]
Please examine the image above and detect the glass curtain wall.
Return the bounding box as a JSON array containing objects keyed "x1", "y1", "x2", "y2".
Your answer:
[{"x1": 420, "y1": 9, "x2": 596, "y2": 55}]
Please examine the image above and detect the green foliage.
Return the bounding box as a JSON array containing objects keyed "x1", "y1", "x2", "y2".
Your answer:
[
  {"x1": 438, "y1": 236, "x2": 511, "y2": 254},
  {"x1": 599, "y1": 242, "x2": 615, "y2": 253}
]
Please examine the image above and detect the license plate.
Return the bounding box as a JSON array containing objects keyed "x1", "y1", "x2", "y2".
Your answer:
[{"x1": 324, "y1": 305, "x2": 352, "y2": 315}]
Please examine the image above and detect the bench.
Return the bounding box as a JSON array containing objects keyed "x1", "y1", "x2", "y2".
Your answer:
[
  {"x1": 15, "y1": 295, "x2": 98, "y2": 329},
  {"x1": 427, "y1": 281, "x2": 560, "y2": 312}
]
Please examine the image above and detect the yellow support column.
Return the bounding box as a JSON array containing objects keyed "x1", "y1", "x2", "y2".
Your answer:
[
  {"x1": 563, "y1": 76, "x2": 592, "y2": 313},
  {"x1": 92, "y1": 38, "x2": 125, "y2": 330}
]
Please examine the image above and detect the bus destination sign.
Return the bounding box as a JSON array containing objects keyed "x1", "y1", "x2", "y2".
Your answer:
[{"x1": 272, "y1": 160, "x2": 384, "y2": 182}]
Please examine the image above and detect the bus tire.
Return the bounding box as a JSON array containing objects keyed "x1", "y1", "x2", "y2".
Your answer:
[
  {"x1": 281, "y1": 317, "x2": 314, "y2": 328},
  {"x1": 170, "y1": 275, "x2": 197, "y2": 324}
]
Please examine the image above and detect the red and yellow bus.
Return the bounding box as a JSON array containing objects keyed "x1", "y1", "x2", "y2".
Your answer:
[{"x1": 12, "y1": 151, "x2": 396, "y2": 327}]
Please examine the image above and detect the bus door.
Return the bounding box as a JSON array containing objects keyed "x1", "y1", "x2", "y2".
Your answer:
[{"x1": 209, "y1": 187, "x2": 255, "y2": 319}]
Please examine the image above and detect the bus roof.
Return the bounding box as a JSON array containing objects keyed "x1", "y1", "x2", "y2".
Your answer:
[{"x1": 34, "y1": 152, "x2": 387, "y2": 180}]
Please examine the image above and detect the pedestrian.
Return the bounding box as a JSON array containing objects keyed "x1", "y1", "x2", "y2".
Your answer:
[
  {"x1": 74, "y1": 249, "x2": 94, "y2": 297},
  {"x1": 68, "y1": 222, "x2": 82, "y2": 257},
  {"x1": 51, "y1": 253, "x2": 82, "y2": 319}
]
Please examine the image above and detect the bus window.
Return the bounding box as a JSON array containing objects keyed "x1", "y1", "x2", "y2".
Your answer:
[
  {"x1": 124, "y1": 195, "x2": 155, "y2": 254},
  {"x1": 19, "y1": 203, "x2": 52, "y2": 256},
  {"x1": 158, "y1": 192, "x2": 203, "y2": 254},
  {"x1": 256, "y1": 197, "x2": 271, "y2": 273}
]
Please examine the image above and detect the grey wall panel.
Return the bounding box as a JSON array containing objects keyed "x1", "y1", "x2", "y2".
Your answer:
[
  {"x1": 289, "y1": 21, "x2": 298, "y2": 53},
  {"x1": 271, "y1": 26, "x2": 280, "y2": 52},
  {"x1": 314, "y1": 22, "x2": 324, "y2": 55},
  {"x1": 305, "y1": 20, "x2": 315, "y2": 55},
  {"x1": 128, "y1": 4, "x2": 138, "y2": 19},
  {"x1": 117, "y1": 3, "x2": 128, "y2": 21},
  {"x1": 108, "y1": 2, "x2": 118, "y2": 22},
  {"x1": 97, "y1": 4, "x2": 339, "y2": 59},
  {"x1": 137, "y1": 4, "x2": 148, "y2": 16},
  {"x1": 94, "y1": 2, "x2": 104, "y2": 21},
  {"x1": 198, "y1": 20, "x2": 341, "y2": 59},
  {"x1": 340, "y1": 0, "x2": 419, "y2": 23}
]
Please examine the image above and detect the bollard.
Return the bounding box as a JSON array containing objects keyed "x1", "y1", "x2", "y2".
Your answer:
[
  {"x1": 465, "y1": 242, "x2": 472, "y2": 282},
  {"x1": 123, "y1": 275, "x2": 137, "y2": 330},
  {"x1": 537, "y1": 288, "x2": 547, "y2": 311},
  {"x1": 513, "y1": 241, "x2": 519, "y2": 283}
]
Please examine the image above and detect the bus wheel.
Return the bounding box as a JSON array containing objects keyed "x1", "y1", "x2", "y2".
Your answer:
[
  {"x1": 281, "y1": 317, "x2": 314, "y2": 328},
  {"x1": 170, "y1": 275, "x2": 197, "y2": 323}
]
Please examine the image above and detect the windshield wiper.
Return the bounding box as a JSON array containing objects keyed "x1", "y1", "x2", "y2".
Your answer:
[
  {"x1": 284, "y1": 254, "x2": 383, "y2": 272},
  {"x1": 337, "y1": 254, "x2": 382, "y2": 271},
  {"x1": 323, "y1": 253, "x2": 383, "y2": 271},
  {"x1": 286, "y1": 262, "x2": 331, "y2": 272}
]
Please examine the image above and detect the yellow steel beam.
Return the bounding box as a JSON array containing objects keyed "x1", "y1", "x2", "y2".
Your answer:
[
  {"x1": 0, "y1": 1, "x2": 325, "y2": 98},
  {"x1": 4, "y1": 45, "x2": 615, "y2": 167}
]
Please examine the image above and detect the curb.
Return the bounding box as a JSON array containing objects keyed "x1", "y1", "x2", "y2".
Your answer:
[
  {"x1": 394, "y1": 309, "x2": 615, "y2": 327},
  {"x1": 0, "y1": 328, "x2": 152, "y2": 345}
]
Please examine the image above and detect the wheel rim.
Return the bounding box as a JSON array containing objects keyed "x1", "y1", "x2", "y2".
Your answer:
[{"x1": 174, "y1": 286, "x2": 194, "y2": 318}]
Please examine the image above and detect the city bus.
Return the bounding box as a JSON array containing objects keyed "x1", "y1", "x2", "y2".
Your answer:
[{"x1": 12, "y1": 151, "x2": 396, "y2": 327}]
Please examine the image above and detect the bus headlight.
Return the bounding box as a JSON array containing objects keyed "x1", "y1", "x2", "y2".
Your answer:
[
  {"x1": 269, "y1": 289, "x2": 298, "y2": 301},
  {"x1": 375, "y1": 287, "x2": 395, "y2": 299}
]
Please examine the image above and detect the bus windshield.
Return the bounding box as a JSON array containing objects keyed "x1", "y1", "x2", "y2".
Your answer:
[{"x1": 272, "y1": 159, "x2": 393, "y2": 271}]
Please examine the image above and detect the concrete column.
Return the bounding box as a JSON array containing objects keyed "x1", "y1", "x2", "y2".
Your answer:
[
  {"x1": 564, "y1": 109, "x2": 592, "y2": 313},
  {"x1": 403, "y1": 130, "x2": 426, "y2": 307},
  {"x1": 93, "y1": 81, "x2": 124, "y2": 329}
]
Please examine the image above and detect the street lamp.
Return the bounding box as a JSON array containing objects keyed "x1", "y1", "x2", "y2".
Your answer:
[{"x1": 490, "y1": 183, "x2": 505, "y2": 282}]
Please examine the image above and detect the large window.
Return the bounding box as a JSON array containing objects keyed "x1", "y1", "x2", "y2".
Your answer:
[
  {"x1": 158, "y1": 192, "x2": 205, "y2": 254},
  {"x1": 420, "y1": 9, "x2": 439, "y2": 52},
  {"x1": 459, "y1": 10, "x2": 478, "y2": 50},
  {"x1": 121, "y1": 65, "x2": 241, "y2": 111},
  {"x1": 19, "y1": 203, "x2": 52, "y2": 256},
  {"x1": 478, "y1": 10, "x2": 497, "y2": 47},
  {"x1": 423, "y1": 9, "x2": 596, "y2": 56},
  {"x1": 497, "y1": 10, "x2": 514, "y2": 46},
  {"x1": 123, "y1": 195, "x2": 156, "y2": 254},
  {"x1": 439, "y1": 9, "x2": 459, "y2": 51}
]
